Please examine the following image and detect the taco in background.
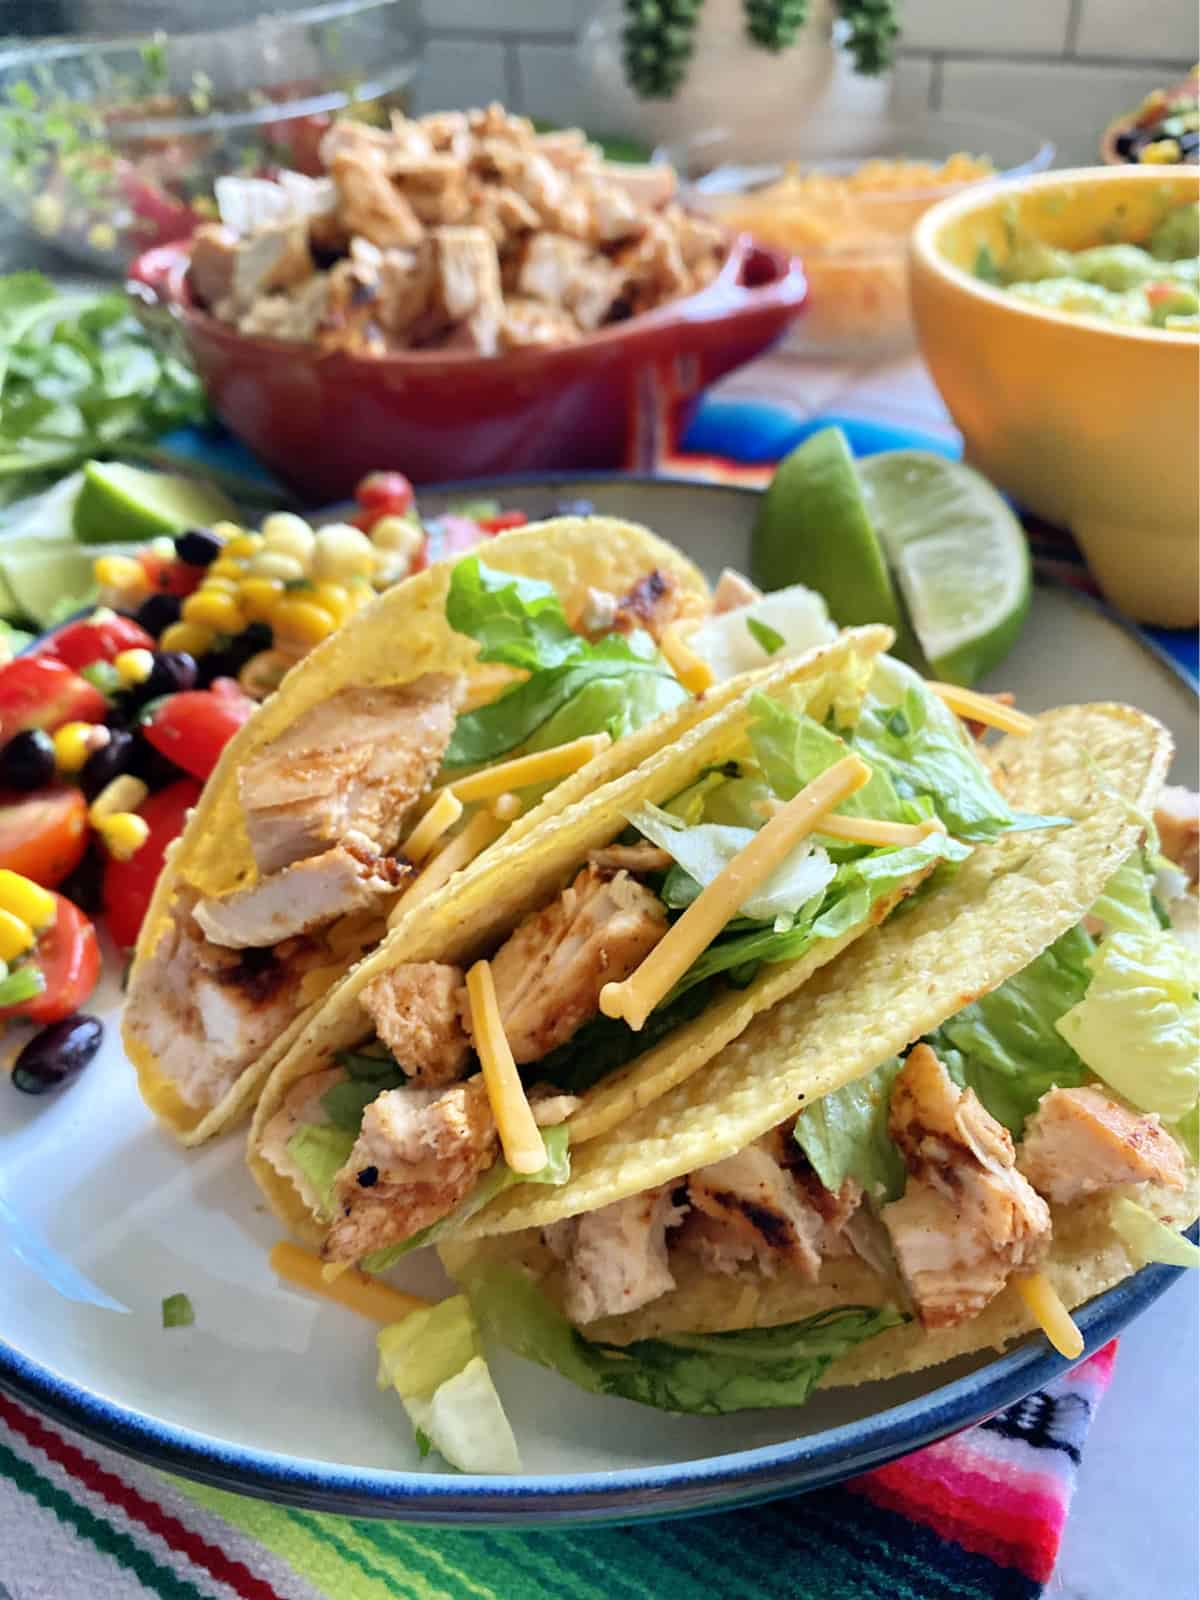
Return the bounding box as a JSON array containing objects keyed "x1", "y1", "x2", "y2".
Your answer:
[
  {"x1": 439, "y1": 703, "x2": 1199, "y2": 1414},
  {"x1": 248, "y1": 640, "x2": 1069, "y2": 1272}
]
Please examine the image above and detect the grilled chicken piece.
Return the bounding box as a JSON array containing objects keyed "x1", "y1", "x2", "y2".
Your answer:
[
  {"x1": 683, "y1": 1142, "x2": 858, "y2": 1281},
  {"x1": 329, "y1": 152, "x2": 425, "y2": 249},
  {"x1": 712, "y1": 569, "x2": 762, "y2": 614},
  {"x1": 589, "y1": 181, "x2": 643, "y2": 244},
  {"x1": 257, "y1": 1067, "x2": 346, "y2": 1213},
  {"x1": 587, "y1": 843, "x2": 674, "y2": 876},
  {"x1": 881, "y1": 1045, "x2": 1052, "y2": 1330},
  {"x1": 189, "y1": 223, "x2": 240, "y2": 308},
  {"x1": 193, "y1": 847, "x2": 407, "y2": 950},
  {"x1": 230, "y1": 225, "x2": 314, "y2": 311},
  {"x1": 611, "y1": 569, "x2": 682, "y2": 641},
  {"x1": 433, "y1": 226, "x2": 503, "y2": 321},
  {"x1": 238, "y1": 675, "x2": 462, "y2": 876},
  {"x1": 598, "y1": 161, "x2": 676, "y2": 212},
  {"x1": 125, "y1": 892, "x2": 325, "y2": 1111},
  {"x1": 498, "y1": 297, "x2": 581, "y2": 350},
  {"x1": 484, "y1": 866, "x2": 667, "y2": 1063},
  {"x1": 360, "y1": 962, "x2": 472, "y2": 1085},
  {"x1": 324, "y1": 1078, "x2": 498, "y2": 1261},
  {"x1": 543, "y1": 1185, "x2": 686, "y2": 1324},
  {"x1": 237, "y1": 276, "x2": 330, "y2": 344},
  {"x1": 1155, "y1": 786, "x2": 1200, "y2": 885},
  {"x1": 1017, "y1": 1086, "x2": 1188, "y2": 1205}
]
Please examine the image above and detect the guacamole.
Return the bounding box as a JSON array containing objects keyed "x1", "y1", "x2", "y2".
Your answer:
[{"x1": 975, "y1": 200, "x2": 1200, "y2": 331}]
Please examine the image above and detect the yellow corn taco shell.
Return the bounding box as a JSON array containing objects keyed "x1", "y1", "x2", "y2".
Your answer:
[
  {"x1": 448, "y1": 701, "x2": 1172, "y2": 1240},
  {"x1": 247, "y1": 626, "x2": 901, "y2": 1244},
  {"x1": 440, "y1": 702, "x2": 1191, "y2": 1382},
  {"x1": 126, "y1": 517, "x2": 711, "y2": 1146}
]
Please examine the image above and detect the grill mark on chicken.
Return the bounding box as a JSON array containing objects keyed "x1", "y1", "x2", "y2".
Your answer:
[{"x1": 1017, "y1": 1085, "x2": 1188, "y2": 1206}]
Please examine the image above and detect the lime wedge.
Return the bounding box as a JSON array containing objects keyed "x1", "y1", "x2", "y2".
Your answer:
[
  {"x1": 857, "y1": 452, "x2": 1031, "y2": 686},
  {"x1": 750, "y1": 428, "x2": 921, "y2": 662},
  {"x1": 0, "y1": 537, "x2": 135, "y2": 627},
  {"x1": 72, "y1": 460, "x2": 236, "y2": 546}
]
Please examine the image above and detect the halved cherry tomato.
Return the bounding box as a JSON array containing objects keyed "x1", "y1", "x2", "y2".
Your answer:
[
  {"x1": 355, "y1": 471, "x2": 414, "y2": 516},
  {"x1": 0, "y1": 894, "x2": 100, "y2": 1026},
  {"x1": 0, "y1": 788, "x2": 89, "y2": 887},
  {"x1": 140, "y1": 681, "x2": 255, "y2": 781},
  {"x1": 41, "y1": 614, "x2": 156, "y2": 672},
  {"x1": 0, "y1": 657, "x2": 107, "y2": 741},
  {"x1": 137, "y1": 548, "x2": 203, "y2": 599},
  {"x1": 102, "y1": 777, "x2": 202, "y2": 950},
  {"x1": 476, "y1": 510, "x2": 528, "y2": 534}
]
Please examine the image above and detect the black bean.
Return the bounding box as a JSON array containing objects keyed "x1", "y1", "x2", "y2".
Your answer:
[
  {"x1": 12, "y1": 1015, "x2": 103, "y2": 1095},
  {"x1": 135, "y1": 591, "x2": 182, "y2": 638},
  {"x1": 144, "y1": 650, "x2": 197, "y2": 698},
  {"x1": 174, "y1": 528, "x2": 223, "y2": 567},
  {"x1": 195, "y1": 623, "x2": 271, "y2": 686},
  {"x1": 58, "y1": 843, "x2": 106, "y2": 916},
  {"x1": 0, "y1": 728, "x2": 55, "y2": 790},
  {"x1": 79, "y1": 728, "x2": 134, "y2": 800},
  {"x1": 126, "y1": 732, "x2": 184, "y2": 791}
]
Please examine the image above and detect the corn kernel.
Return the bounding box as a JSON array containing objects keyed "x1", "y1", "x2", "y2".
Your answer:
[
  {"x1": 181, "y1": 589, "x2": 245, "y2": 633},
  {"x1": 88, "y1": 774, "x2": 149, "y2": 825},
  {"x1": 248, "y1": 550, "x2": 306, "y2": 583},
  {"x1": 208, "y1": 557, "x2": 246, "y2": 580},
  {"x1": 312, "y1": 523, "x2": 375, "y2": 580},
  {"x1": 159, "y1": 620, "x2": 217, "y2": 655},
  {"x1": 200, "y1": 575, "x2": 241, "y2": 596},
  {"x1": 94, "y1": 555, "x2": 145, "y2": 590},
  {"x1": 308, "y1": 580, "x2": 352, "y2": 624},
  {"x1": 97, "y1": 812, "x2": 150, "y2": 861},
  {"x1": 52, "y1": 721, "x2": 106, "y2": 775},
  {"x1": 212, "y1": 520, "x2": 244, "y2": 543},
  {"x1": 226, "y1": 532, "x2": 263, "y2": 560},
  {"x1": 238, "y1": 649, "x2": 291, "y2": 699},
  {"x1": 87, "y1": 220, "x2": 117, "y2": 253},
  {"x1": 262, "y1": 512, "x2": 315, "y2": 565},
  {"x1": 0, "y1": 909, "x2": 35, "y2": 963},
  {"x1": 237, "y1": 576, "x2": 285, "y2": 622},
  {"x1": 113, "y1": 648, "x2": 155, "y2": 687},
  {"x1": 370, "y1": 515, "x2": 423, "y2": 560},
  {"x1": 0, "y1": 871, "x2": 56, "y2": 933},
  {"x1": 1140, "y1": 138, "x2": 1182, "y2": 163},
  {"x1": 271, "y1": 598, "x2": 337, "y2": 647},
  {"x1": 148, "y1": 537, "x2": 176, "y2": 562}
]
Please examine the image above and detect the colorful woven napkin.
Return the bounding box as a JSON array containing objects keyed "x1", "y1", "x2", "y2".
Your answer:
[{"x1": 0, "y1": 1345, "x2": 1116, "y2": 1600}]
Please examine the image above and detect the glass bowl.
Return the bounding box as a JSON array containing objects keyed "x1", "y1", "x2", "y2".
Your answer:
[
  {"x1": 0, "y1": 0, "x2": 417, "y2": 276},
  {"x1": 659, "y1": 114, "x2": 1055, "y2": 358}
]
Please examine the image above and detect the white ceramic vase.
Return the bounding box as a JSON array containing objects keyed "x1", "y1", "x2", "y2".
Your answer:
[{"x1": 579, "y1": 0, "x2": 891, "y2": 160}]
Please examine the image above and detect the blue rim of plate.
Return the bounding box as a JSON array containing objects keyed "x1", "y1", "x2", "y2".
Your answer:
[{"x1": 3, "y1": 469, "x2": 1196, "y2": 1524}]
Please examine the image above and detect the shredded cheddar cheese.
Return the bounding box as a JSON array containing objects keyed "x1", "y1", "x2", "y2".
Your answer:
[
  {"x1": 386, "y1": 810, "x2": 506, "y2": 929},
  {"x1": 465, "y1": 960, "x2": 546, "y2": 1175},
  {"x1": 661, "y1": 622, "x2": 715, "y2": 694},
  {"x1": 444, "y1": 733, "x2": 612, "y2": 804},
  {"x1": 601, "y1": 753, "x2": 872, "y2": 1030},
  {"x1": 402, "y1": 788, "x2": 463, "y2": 865},
  {"x1": 816, "y1": 814, "x2": 946, "y2": 847},
  {"x1": 1013, "y1": 1272, "x2": 1084, "y2": 1359},
  {"x1": 269, "y1": 1242, "x2": 432, "y2": 1323},
  {"x1": 930, "y1": 683, "x2": 1035, "y2": 736},
  {"x1": 460, "y1": 663, "x2": 528, "y2": 713}
]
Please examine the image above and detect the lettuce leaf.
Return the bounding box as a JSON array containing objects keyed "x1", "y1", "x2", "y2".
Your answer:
[
  {"x1": 531, "y1": 980, "x2": 714, "y2": 1095},
  {"x1": 443, "y1": 558, "x2": 689, "y2": 766},
  {"x1": 467, "y1": 1264, "x2": 906, "y2": 1414},
  {"x1": 377, "y1": 1295, "x2": 521, "y2": 1472},
  {"x1": 362, "y1": 1124, "x2": 571, "y2": 1272},
  {"x1": 748, "y1": 693, "x2": 908, "y2": 822},
  {"x1": 846, "y1": 657, "x2": 1069, "y2": 842},
  {"x1": 1055, "y1": 930, "x2": 1200, "y2": 1122},
  {"x1": 926, "y1": 925, "x2": 1095, "y2": 1135},
  {"x1": 1087, "y1": 852, "x2": 1160, "y2": 937},
  {"x1": 285, "y1": 1123, "x2": 356, "y2": 1216},
  {"x1": 793, "y1": 1057, "x2": 906, "y2": 1202}
]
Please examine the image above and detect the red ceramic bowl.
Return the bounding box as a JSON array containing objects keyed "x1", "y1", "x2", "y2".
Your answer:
[{"x1": 128, "y1": 234, "x2": 806, "y2": 500}]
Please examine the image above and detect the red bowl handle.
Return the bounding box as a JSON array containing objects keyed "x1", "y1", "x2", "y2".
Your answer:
[{"x1": 677, "y1": 233, "x2": 807, "y2": 323}]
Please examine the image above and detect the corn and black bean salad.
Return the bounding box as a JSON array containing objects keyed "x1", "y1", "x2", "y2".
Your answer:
[{"x1": 0, "y1": 470, "x2": 539, "y2": 1095}]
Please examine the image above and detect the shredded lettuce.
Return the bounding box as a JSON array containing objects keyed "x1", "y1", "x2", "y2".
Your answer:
[
  {"x1": 321, "y1": 1050, "x2": 407, "y2": 1132},
  {"x1": 443, "y1": 558, "x2": 687, "y2": 766},
  {"x1": 926, "y1": 926, "x2": 1096, "y2": 1135},
  {"x1": 846, "y1": 657, "x2": 1070, "y2": 842},
  {"x1": 362, "y1": 1124, "x2": 571, "y2": 1272},
  {"x1": 377, "y1": 1295, "x2": 521, "y2": 1472},
  {"x1": 794, "y1": 1058, "x2": 906, "y2": 1203},
  {"x1": 748, "y1": 693, "x2": 909, "y2": 823},
  {"x1": 629, "y1": 801, "x2": 836, "y2": 924},
  {"x1": 531, "y1": 981, "x2": 714, "y2": 1095},
  {"x1": 1055, "y1": 930, "x2": 1200, "y2": 1122},
  {"x1": 466, "y1": 1264, "x2": 906, "y2": 1414},
  {"x1": 1088, "y1": 853, "x2": 1161, "y2": 937},
  {"x1": 1110, "y1": 1198, "x2": 1200, "y2": 1269},
  {"x1": 285, "y1": 1123, "x2": 356, "y2": 1217}
]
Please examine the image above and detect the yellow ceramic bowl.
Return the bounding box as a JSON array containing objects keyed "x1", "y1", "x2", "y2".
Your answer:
[{"x1": 910, "y1": 166, "x2": 1199, "y2": 626}]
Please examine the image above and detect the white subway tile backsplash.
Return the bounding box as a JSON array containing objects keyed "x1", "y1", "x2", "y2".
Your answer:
[
  {"x1": 412, "y1": 39, "x2": 511, "y2": 115},
  {"x1": 1074, "y1": 0, "x2": 1198, "y2": 62},
  {"x1": 889, "y1": 56, "x2": 935, "y2": 118},
  {"x1": 419, "y1": 0, "x2": 584, "y2": 35},
  {"x1": 515, "y1": 42, "x2": 590, "y2": 130},
  {"x1": 900, "y1": 0, "x2": 1072, "y2": 56},
  {"x1": 939, "y1": 59, "x2": 1184, "y2": 166}
]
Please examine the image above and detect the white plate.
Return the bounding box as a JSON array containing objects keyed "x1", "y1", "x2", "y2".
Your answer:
[{"x1": 1, "y1": 477, "x2": 1194, "y2": 1524}]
